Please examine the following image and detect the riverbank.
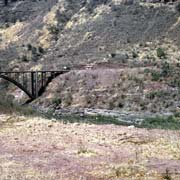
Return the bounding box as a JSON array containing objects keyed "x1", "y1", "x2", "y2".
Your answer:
[
  {"x1": 1, "y1": 98, "x2": 180, "y2": 130},
  {"x1": 36, "y1": 106, "x2": 180, "y2": 130}
]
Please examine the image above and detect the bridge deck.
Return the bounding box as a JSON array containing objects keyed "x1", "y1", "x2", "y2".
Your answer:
[{"x1": 0, "y1": 70, "x2": 69, "y2": 73}]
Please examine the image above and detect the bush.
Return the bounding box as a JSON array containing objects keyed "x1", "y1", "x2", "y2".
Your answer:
[
  {"x1": 140, "y1": 116, "x2": 180, "y2": 130},
  {"x1": 38, "y1": 46, "x2": 44, "y2": 54},
  {"x1": 156, "y1": 48, "x2": 166, "y2": 58},
  {"x1": 170, "y1": 78, "x2": 180, "y2": 88},
  {"x1": 31, "y1": 46, "x2": 37, "y2": 54},
  {"x1": 21, "y1": 55, "x2": 28, "y2": 62},
  {"x1": 27, "y1": 44, "x2": 32, "y2": 51},
  {"x1": 146, "y1": 90, "x2": 170, "y2": 100},
  {"x1": 0, "y1": 94, "x2": 37, "y2": 116},
  {"x1": 161, "y1": 62, "x2": 171, "y2": 77},
  {"x1": 63, "y1": 93, "x2": 73, "y2": 106},
  {"x1": 151, "y1": 70, "x2": 161, "y2": 81},
  {"x1": 132, "y1": 51, "x2": 138, "y2": 58},
  {"x1": 52, "y1": 97, "x2": 62, "y2": 106},
  {"x1": 48, "y1": 25, "x2": 59, "y2": 35},
  {"x1": 144, "y1": 68, "x2": 150, "y2": 74},
  {"x1": 175, "y1": 3, "x2": 180, "y2": 13}
]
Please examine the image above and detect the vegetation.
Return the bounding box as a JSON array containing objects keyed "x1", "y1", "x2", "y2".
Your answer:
[
  {"x1": 132, "y1": 51, "x2": 138, "y2": 58},
  {"x1": 146, "y1": 90, "x2": 170, "y2": 100},
  {"x1": 150, "y1": 61, "x2": 174, "y2": 81},
  {"x1": 21, "y1": 55, "x2": 28, "y2": 62},
  {"x1": 175, "y1": 2, "x2": 180, "y2": 13},
  {"x1": 151, "y1": 70, "x2": 161, "y2": 81},
  {"x1": 42, "y1": 111, "x2": 180, "y2": 131},
  {"x1": 48, "y1": 114, "x2": 125, "y2": 126},
  {"x1": 38, "y1": 46, "x2": 45, "y2": 54},
  {"x1": 52, "y1": 97, "x2": 62, "y2": 106},
  {"x1": 140, "y1": 115, "x2": 180, "y2": 130},
  {"x1": 4, "y1": 0, "x2": 8, "y2": 6},
  {"x1": 0, "y1": 94, "x2": 38, "y2": 116},
  {"x1": 156, "y1": 48, "x2": 166, "y2": 58},
  {"x1": 20, "y1": 44, "x2": 45, "y2": 62},
  {"x1": 27, "y1": 43, "x2": 32, "y2": 51},
  {"x1": 163, "y1": 169, "x2": 172, "y2": 180},
  {"x1": 48, "y1": 25, "x2": 59, "y2": 35},
  {"x1": 0, "y1": 1, "x2": 180, "y2": 179},
  {"x1": 161, "y1": 61, "x2": 171, "y2": 77}
]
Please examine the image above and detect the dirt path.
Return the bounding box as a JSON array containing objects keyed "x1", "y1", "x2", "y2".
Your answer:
[{"x1": 0, "y1": 114, "x2": 180, "y2": 179}]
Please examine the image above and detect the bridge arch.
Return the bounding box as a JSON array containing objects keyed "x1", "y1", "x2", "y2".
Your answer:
[
  {"x1": 0, "y1": 70, "x2": 69, "y2": 102},
  {"x1": 0, "y1": 74, "x2": 34, "y2": 99}
]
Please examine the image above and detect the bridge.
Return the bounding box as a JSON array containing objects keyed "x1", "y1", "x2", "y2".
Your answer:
[{"x1": 0, "y1": 70, "x2": 69, "y2": 102}]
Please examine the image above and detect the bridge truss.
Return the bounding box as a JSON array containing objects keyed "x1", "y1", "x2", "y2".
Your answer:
[{"x1": 0, "y1": 70, "x2": 69, "y2": 101}]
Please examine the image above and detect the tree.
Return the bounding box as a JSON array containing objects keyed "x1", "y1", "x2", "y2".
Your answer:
[{"x1": 4, "y1": 0, "x2": 8, "y2": 6}]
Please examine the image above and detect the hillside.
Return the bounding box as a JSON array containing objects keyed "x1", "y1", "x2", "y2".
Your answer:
[
  {"x1": 0, "y1": 1, "x2": 180, "y2": 180},
  {"x1": 0, "y1": 0, "x2": 180, "y2": 113}
]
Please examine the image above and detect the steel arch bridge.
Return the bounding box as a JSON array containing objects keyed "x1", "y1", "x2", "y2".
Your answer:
[{"x1": 0, "y1": 70, "x2": 69, "y2": 101}]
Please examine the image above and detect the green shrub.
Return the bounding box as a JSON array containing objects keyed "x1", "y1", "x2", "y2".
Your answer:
[
  {"x1": 174, "y1": 112, "x2": 180, "y2": 118},
  {"x1": 146, "y1": 90, "x2": 170, "y2": 100},
  {"x1": 21, "y1": 55, "x2": 28, "y2": 62},
  {"x1": 5, "y1": 23, "x2": 10, "y2": 28},
  {"x1": 38, "y1": 46, "x2": 45, "y2": 54},
  {"x1": 0, "y1": 94, "x2": 37, "y2": 116},
  {"x1": 175, "y1": 3, "x2": 180, "y2": 13},
  {"x1": 156, "y1": 48, "x2": 166, "y2": 58},
  {"x1": 27, "y1": 44, "x2": 32, "y2": 51},
  {"x1": 52, "y1": 97, "x2": 62, "y2": 106},
  {"x1": 144, "y1": 68, "x2": 150, "y2": 74},
  {"x1": 132, "y1": 51, "x2": 138, "y2": 58},
  {"x1": 31, "y1": 46, "x2": 37, "y2": 54},
  {"x1": 151, "y1": 70, "x2": 161, "y2": 81},
  {"x1": 161, "y1": 62, "x2": 171, "y2": 77},
  {"x1": 140, "y1": 116, "x2": 180, "y2": 130},
  {"x1": 163, "y1": 169, "x2": 172, "y2": 180},
  {"x1": 48, "y1": 25, "x2": 59, "y2": 35},
  {"x1": 170, "y1": 78, "x2": 180, "y2": 88}
]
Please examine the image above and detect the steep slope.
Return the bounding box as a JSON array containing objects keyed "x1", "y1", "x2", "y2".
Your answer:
[
  {"x1": 41, "y1": 1, "x2": 180, "y2": 69},
  {"x1": 0, "y1": 0, "x2": 180, "y2": 70},
  {"x1": 0, "y1": 0, "x2": 57, "y2": 70}
]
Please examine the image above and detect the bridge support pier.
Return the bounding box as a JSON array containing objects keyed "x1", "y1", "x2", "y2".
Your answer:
[
  {"x1": 31, "y1": 72, "x2": 35, "y2": 98},
  {"x1": 35, "y1": 71, "x2": 38, "y2": 98}
]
